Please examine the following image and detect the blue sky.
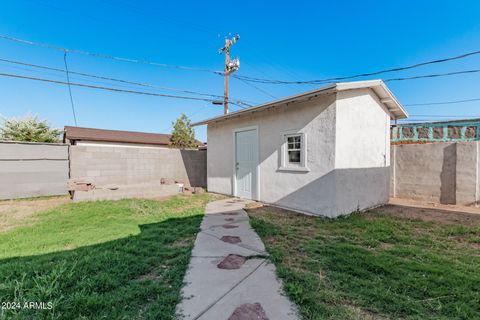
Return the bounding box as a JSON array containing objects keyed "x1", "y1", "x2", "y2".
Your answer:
[{"x1": 0, "y1": 0, "x2": 479, "y2": 141}]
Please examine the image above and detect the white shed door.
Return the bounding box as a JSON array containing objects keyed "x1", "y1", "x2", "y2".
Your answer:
[{"x1": 235, "y1": 129, "x2": 258, "y2": 199}]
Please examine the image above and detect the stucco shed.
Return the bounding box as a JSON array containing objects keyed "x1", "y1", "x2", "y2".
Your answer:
[{"x1": 193, "y1": 80, "x2": 408, "y2": 217}]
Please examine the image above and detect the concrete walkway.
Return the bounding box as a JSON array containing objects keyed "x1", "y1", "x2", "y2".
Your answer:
[{"x1": 176, "y1": 198, "x2": 299, "y2": 320}]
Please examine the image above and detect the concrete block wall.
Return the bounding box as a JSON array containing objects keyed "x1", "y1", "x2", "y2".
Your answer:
[
  {"x1": 0, "y1": 142, "x2": 69, "y2": 199},
  {"x1": 69, "y1": 145, "x2": 206, "y2": 200},
  {"x1": 391, "y1": 141, "x2": 480, "y2": 206},
  {"x1": 72, "y1": 183, "x2": 180, "y2": 201}
]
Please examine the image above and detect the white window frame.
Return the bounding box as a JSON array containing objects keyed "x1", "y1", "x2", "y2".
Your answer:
[{"x1": 279, "y1": 131, "x2": 309, "y2": 172}]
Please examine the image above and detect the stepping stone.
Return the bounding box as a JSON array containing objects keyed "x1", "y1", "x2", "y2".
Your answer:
[
  {"x1": 221, "y1": 236, "x2": 242, "y2": 244},
  {"x1": 217, "y1": 254, "x2": 245, "y2": 270},
  {"x1": 228, "y1": 303, "x2": 269, "y2": 320},
  {"x1": 225, "y1": 218, "x2": 235, "y2": 222},
  {"x1": 222, "y1": 224, "x2": 238, "y2": 229}
]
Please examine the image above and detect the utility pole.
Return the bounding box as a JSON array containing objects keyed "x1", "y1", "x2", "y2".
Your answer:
[
  {"x1": 223, "y1": 45, "x2": 230, "y2": 115},
  {"x1": 219, "y1": 34, "x2": 240, "y2": 114}
]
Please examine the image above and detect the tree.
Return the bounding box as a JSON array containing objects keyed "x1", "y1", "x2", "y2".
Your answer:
[
  {"x1": 0, "y1": 114, "x2": 61, "y2": 143},
  {"x1": 170, "y1": 113, "x2": 197, "y2": 149}
]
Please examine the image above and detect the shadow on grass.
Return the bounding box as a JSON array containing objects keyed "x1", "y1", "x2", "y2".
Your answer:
[
  {"x1": 0, "y1": 214, "x2": 202, "y2": 320},
  {"x1": 247, "y1": 206, "x2": 480, "y2": 320}
]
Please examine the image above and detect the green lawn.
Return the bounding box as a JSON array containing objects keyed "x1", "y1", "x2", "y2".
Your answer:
[
  {"x1": 248, "y1": 206, "x2": 480, "y2": 320},
  {"x1": 0, "y1": 194, "x2": 214, "y2": 320}
]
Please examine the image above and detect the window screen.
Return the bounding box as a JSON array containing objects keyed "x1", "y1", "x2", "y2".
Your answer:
[{"x1": 287, "y1": 135, "x2": 301, "y2": 164}]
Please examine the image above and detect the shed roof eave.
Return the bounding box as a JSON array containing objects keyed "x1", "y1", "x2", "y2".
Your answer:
[
  {"x1": 191, "y1": 80, "x2": 408, "y2": 126},
  {"x1": 191, "y1": 84, "x2": 337, "y2": 126}
]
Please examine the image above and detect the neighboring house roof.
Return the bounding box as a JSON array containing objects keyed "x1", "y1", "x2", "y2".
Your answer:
[
  {"x1": 191, "y1": 80, "x2": 408, "y2": 126},
  {"x1": 64, "y1": 126, "x2": 205, "y2": 147}
]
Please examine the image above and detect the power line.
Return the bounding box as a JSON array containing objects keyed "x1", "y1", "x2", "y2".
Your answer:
[
  {"x1": 0, "y1": 57, "x2": 227, "y2": 100},
  {"x1": 0, "y1": 34, "x2": 224, "y2": 75},
  {"x1": 1, "y1": 58, "x2": 478, "y2": 112},
  {"x1": 405, "y1": 98, "x2": 480, "y2": 107},
  {"x1": 160, "y1": 104, "x2": 211, "y2": 133},
  {"x1": 159, "y1": 101, "x2": 246, "y2": 133},
  {"x1": 234, "y1": 76, "x2": 277, "y2": 99},
  {"x1": 0, "y1": 72, "x2": 228, "y2": 103},
  {"x1": 4, "y1": 34, "x2": 480, "y2": 91},
  {"x1": 6, "y1": 56, "x2": 476, "y2": 105},
  {"x1": 2, "y1": 38, "x2": 479, "y2": 114},
  {"x1": 385, "y1": 69, "x2": 480, "y2": 82},
  {"x1": 231, "y1": 49, "x2": 480, "y2": 84},
  {"x1": 0, "y1": 57, "x2": 255, "y2": 107},
  {"x1": 0, "y1": 61, "x2": 250, "y2": 108},
  {"x1": 4, "y1": 60, "x2": 478, "y2": 109},
  {"x1": 233, "y1": 68, "x2": 480, "y2": 100},
  {"x1": 63, "y1": 51, "x2": 77, "y2": 125}
]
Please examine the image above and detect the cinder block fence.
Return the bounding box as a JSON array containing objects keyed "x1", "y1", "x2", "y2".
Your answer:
[
  {"x1": 69, "y1": 145, "x2": 207, "y2": 201},
  {"x1": 0, "y1": 141, "x2": 207, "y2": 201},
  {"x1": 0, "y1": 142, "x2": 69, "y2": 200}
]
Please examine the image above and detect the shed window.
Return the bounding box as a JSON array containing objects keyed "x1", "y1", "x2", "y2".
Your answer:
[
  {"x1": 279, "y1": 132, "x2": 308, "y2": 172},
  {"x1": 287, "y1": 135, "x2": 302, "y2": 164}
]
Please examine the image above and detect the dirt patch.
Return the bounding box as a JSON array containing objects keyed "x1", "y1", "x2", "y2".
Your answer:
[
  {"x1": 379, "y1": 242, "x2": 394, "y2": 250},
  {"x1": 0, "y1": 196, "x2": 70, "y2": 233},
  {"x1": 221, "y1": 236, "x2": 242, "y2": 244},
  {"x1": 344, "y1": 303, "x2": 390, "y2": 320},
  {"x1": 65, "y1": 244, "x2": 77, "y2": 250},
  {"x1": 244, "y1": 202, "x2": 264, "y2": 210},
  {"x1": 170, "y1": 238, "x2": 192, "y2": 248},
  {"x1": 217, "y1": 254, "x2": 246, "y2": 270},
  {"x1": 450, "y1": 236, "x2": 480, "y2": 250},
  {"x1": 136, "y1": 270, "x2": 162, "y2": 281},
  {"x1": 228, "y1": 303, "x2": 269, "y2": 320},
  {"x1": 375, "y1": 204, "x2": 480, "y2": 226}
]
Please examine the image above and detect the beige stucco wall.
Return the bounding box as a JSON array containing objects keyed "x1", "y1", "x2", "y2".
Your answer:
[
  {"x1": 335, "y1": 89, "x2": 390, "y2": 168},
  {"x1": 207, "y1": 88, "x2": 392, "y2": 217},
  {"x1": 391, "y1": 141, "x2": 480, "y2": 206},
  {"x1": 334, "y1": 89, "x2": 391, "y2": 214}
]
